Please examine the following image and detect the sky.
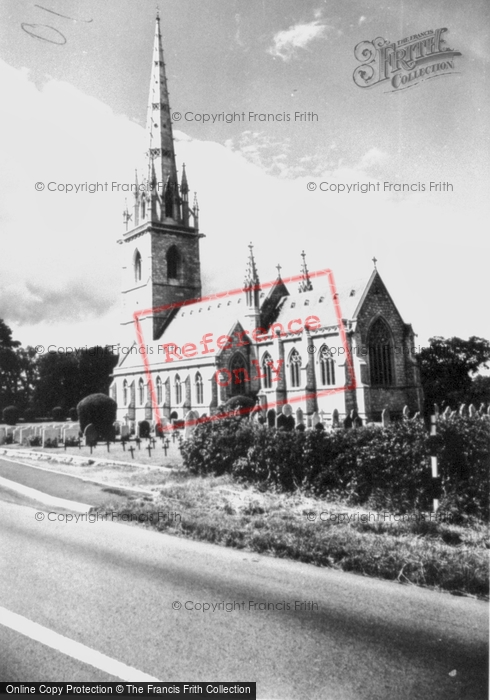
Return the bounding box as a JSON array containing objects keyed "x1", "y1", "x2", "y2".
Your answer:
[{"x1": 0, "y1": 0, "x2": 488, "y2": 355}]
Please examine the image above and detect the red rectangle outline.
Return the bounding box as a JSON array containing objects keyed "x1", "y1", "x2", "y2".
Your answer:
[{"x1": 132, "y1": 268, "x2": 356, "y2": 430}]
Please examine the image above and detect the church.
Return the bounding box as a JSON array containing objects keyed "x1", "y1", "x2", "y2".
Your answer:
[{"x1": 110, "y1": 14, "x2": 423, "y2": 429}]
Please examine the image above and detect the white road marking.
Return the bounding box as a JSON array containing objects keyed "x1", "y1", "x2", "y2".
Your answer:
[
  {"x1": 0, "y1": 607, "x2": 161, "y2": 681},
  {"x1": 0, "y1": 475, "x2": 91, "y2": 512}
]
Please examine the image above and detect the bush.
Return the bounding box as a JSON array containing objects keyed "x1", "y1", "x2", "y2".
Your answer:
[
  {"x1": 2, "y1": 406, "x2": 20, "y2": 425},
  {"x1": 77, "y1": 393, "x2": 117, "y2": 441},
  {"x1": 51, "y1": 406, "x2": 65, "y2": 421},
  {"x1": 68, "y1": 407, "x2": 78, "y2": 422},
  {"x1": 23, "y1": 408, "x2": 36, "y2": 423},
  {"x1": 181, "y1": 416, "x2": 490, "y2": 519}
]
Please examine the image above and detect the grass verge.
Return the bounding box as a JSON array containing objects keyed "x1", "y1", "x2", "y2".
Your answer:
[{"x1": 93, "y1": 471, "x2": 489, "y2": 599}]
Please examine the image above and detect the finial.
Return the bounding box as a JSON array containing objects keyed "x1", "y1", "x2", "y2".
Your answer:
[
  {"x1": 276, "y1": 263, "x2": 282, "y2": 278},
  {"x1": 299, "y1": 250, "x2": 313, "y2": 292},
  {"x1": 156, "y1": 6, "x2": 160, "y2": 20},
  {"x1": 372, "y1": 256, "x2": 378, "y2": 269}
]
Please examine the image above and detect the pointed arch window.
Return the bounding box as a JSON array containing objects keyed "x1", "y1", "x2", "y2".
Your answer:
[
  {"x1": 319, "y1": 346, "x2": 335, "y2": 386},
  {"x1": 230, "y1": 353, "x2": 249, "y2": 396},
  {"x1": 123, "y1": 379, "x2": 128, "y2": 406},
  {"x1": 289, "y1": 348, "x2": 302, "y2": 388},
  {"x1": 195, "y1": 372, "x2": 204, "y2": 404},
  {"x1": 174, "y1": 374, "x2": 182, "y2": 404},
  {"x1": 261, "y1": 352, "x2": 273, "y2": 389},
  {"x1": 156, "y1": 376, "x2": 162, "y2": 404},
  {"x1": 368, "y1": 318, "x2": 394, "y2": 386},
  {"x1": 167, "y1": 246, "x2": 180, "y2": 280},
  {"x1": 134, "y1": 250, "x2": 142, "y2": 283},
  {"x1": 138, "y1": 378, "x2": 145, "y2": 405}
]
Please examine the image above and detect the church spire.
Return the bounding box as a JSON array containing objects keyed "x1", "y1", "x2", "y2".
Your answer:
[
  {"x1": 244, "y1": 243, "x2": 261, "y2": 327},
  {"x1": 298, "y1": 250, "x2": 313, "y2": 292},
  {"x1": 146, "y1": 12, "x2": 179, "y2": 222},
  {"x1": 244, "y1": 242, "x2": 260, "y2": 288}
]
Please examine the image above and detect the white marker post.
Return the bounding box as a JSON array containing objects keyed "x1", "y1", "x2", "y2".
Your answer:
[{"x1": 430, "y1": 415, "x2": 439, "y2": 513}]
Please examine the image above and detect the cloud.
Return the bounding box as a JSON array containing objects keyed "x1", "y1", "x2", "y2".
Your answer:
[
  {"x1": 268, "y1": 18, "x2": 333, "y2": 62},
  {"x1": 0, "y1": 58, "x2": 488, "y2": 351}
]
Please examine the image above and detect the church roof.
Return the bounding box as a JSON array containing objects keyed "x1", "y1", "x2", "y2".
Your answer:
[
  {"x1": 116, "y1": 269, "x2": 381, "y2": 373},
  {"x1": 158, "y1": 271, "x2": 375, "y2": 349}
]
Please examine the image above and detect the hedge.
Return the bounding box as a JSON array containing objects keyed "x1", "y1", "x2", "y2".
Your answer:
[{"x1": 180, "y1": 416, "x2": 490, "y2": 520}]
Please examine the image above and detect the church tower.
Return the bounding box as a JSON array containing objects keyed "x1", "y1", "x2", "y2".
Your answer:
[{"x1": 119, "y1": 12, "x2": 203, "y2": 341}]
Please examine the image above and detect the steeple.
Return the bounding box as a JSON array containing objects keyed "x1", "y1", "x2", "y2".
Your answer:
[
  {"x1": 298, "y1": 250, "x2": 313, "y2": 292},
  {"x1": 147, "y1": 13, "x2": 177, "y2": 192},
  {"x1": 135, "y1": 13, "x2": 199, "y2": 230},
  {"x1": 244, "y1": 243, "x2": 261, "y2": 322},
  {"x1": 118, "y1": 13, "x2": 203, "y2": 342}
]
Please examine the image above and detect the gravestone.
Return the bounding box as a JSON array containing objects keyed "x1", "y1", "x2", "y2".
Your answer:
[
  {"x1": 184, "y1": 410, "x2": 200, "y2": 440},
  {"x1": 459, "y1": 403, "x2": 467, "y2": 417},
  {"x1": 13, "y1": 427, "x2": 22, "y2": 443},
  {"x1": 84, "y1": 423, "x2": 98, "y2": 447},
  {"x1": 19, "y1": 427, "x2": 35, "y2": 445},
  {"x1": 352, "y1": 411, "x2": 363, "y2": 428},
  {"x1": 63, "y1": 425, "x2": 80, "y2": 441},
  {"x1": 442, "y1": 406, "x2": 451, "y2": 420},
  {"x1": 138, "y1": 420, "x2": 151, "y2": 438},
  {"x1": 0, "y1": 427, "x2": 6, "y2": 445},
  {"x1": 402, "y1": 405, "x2": 410, "y2": 421},
  {"x1": 155, "y1": 416, "x2": 169, "y2": 437},
  {"x1": 331, "y1": 409, "x2": 339, "y2": 428},
  {"x1": 381, "y1": 408, "x2": 390, "y2": 427},
  {"x1": 468, "y1": 404, "x2": 477, "y2": 417},
  {"x1": 343, "y1": 412, "x2": 353, "y2": 430},
  {"x1": 295, "y1": 408, "x2": 304, "y2": 428},
  {"x1": 42, "y1": 428, "x2": 60, "y2": 447},
  {"x1": 120, "y1": 424, "x2": 130, "y2": 439},
  {"x1": 311, "y1": 411, "x2": 321, "y2": 428}
]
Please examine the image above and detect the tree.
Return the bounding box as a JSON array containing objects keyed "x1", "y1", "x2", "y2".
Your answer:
[
  {"x1": 52, "y1": 406, "x2": 65, "y2": 421},
  {"x1": 3, "y1": 406, "x2": 20, "y2": 425},
  {"x1": 469, "y1": 375, "x2": 490, "y2": 408},
  {"x1": 77, "y1": 393, "x2": 117, "y2": 441},
  {"x1": 33, "y1": 346, "x2": 118, "y2": 416},
  {"x1": 417, "y1": 336, "x2": 490, "y2": 411},
  {"x1": 0, "y1": 320, "x2": 21, "y2": 411}
]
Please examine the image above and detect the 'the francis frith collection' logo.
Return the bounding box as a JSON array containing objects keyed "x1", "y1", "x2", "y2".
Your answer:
[{"x1": 353, "y1": 28, "x2": 462, "y2": 91}]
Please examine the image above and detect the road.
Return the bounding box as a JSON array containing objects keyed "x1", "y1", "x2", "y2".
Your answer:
[
  {"x1": 0, "y1": 457, "x2": 135, "y2": 507},
  {"x1": 0, "y1": 478, "x2": 488, "y2": 698}
]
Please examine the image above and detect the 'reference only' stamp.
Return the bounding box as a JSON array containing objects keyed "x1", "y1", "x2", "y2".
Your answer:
[{"x1": 131, "y1": 268, "x2": 356, "y2": 431}]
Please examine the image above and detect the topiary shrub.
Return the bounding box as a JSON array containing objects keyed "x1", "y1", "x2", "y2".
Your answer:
[
  {"x1": 68, "y1": 407, "x2": 78, "y2": 422},
  {"x1": 51, "y1": 406, "x2": 65, "y2": 421},
  {"x1": 77, "y1": 393, "x2": 117, "y2": 441},
  {"x1": 23, "y1": 408, "x2": 36, "y2": 423},
  {"x1": 2, "y1": 406, "x2": 20, "y2": 426}
]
